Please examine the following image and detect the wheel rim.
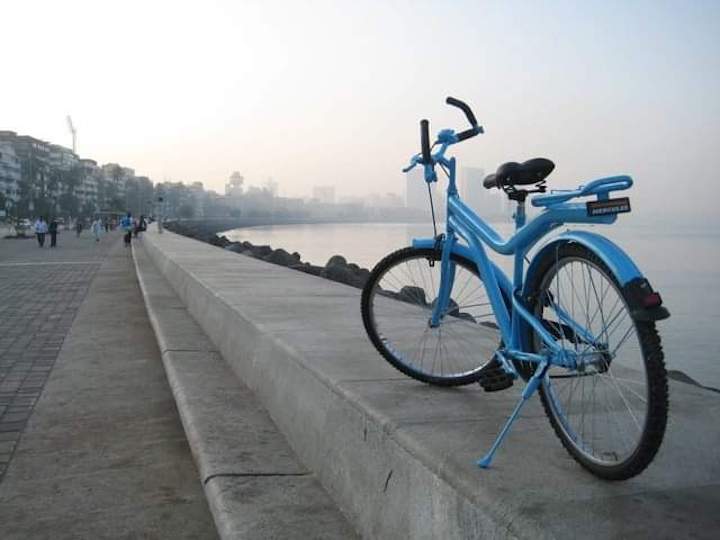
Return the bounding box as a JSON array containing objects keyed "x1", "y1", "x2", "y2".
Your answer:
[
  {"x1": 368, "y1": 252, "x2": 498, "y2": 381},
  {"x1": 536, "y1": 256, "x2": 650, "y2": 467}
]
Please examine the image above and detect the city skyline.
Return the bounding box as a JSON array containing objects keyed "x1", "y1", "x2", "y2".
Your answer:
[{"x1": 2, "y1": 1, "x2": 718, "y2": 223}]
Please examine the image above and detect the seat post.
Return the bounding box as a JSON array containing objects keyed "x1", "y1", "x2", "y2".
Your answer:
[{"x1": 514, "y1": 199, "x2": 526, "y2": 230}]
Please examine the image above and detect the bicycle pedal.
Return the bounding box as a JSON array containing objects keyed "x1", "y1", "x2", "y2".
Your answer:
[{"x1": 478, "y1": 359, "x2": 515, "y2": 392}]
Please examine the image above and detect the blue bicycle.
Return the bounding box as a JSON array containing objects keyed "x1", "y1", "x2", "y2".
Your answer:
[{"x1": 361, "y1": 97, "x2": 670, "y2": 480}]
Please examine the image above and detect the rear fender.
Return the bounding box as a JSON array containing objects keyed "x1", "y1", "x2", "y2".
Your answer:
[{"x1": 523, "y1": 230, "x2": 669, "y2": 322}]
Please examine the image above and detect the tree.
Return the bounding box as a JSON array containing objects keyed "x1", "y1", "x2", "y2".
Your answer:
[
  {"x1": 178, "y1": 203, "x2": 195, "y2": 219},
  {"x1": 55, "y1": 164, "x2": 83, "y2": 219},
  {"x1": 80, "y1": 200, "x2": 96, "y2": 219},
  {"x1": 18, "y1": 150, "x2": 49, "y2": 218},
  {"x1": 59, "y1": 192, "x2": 80, "y2": 217}
]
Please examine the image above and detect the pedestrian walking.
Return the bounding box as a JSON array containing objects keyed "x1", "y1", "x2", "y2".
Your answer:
[
  {"x1": 75, "y1": 220, "x2": 83, "y2": 238},
  {"x1": 104, "y1": 220, "x2": 109, "y2": 233},
  {"x1": 91, "y1": 218, "x2": 103, "y2": 242},
  {"x1": 49, "y1": 218, "x2": 59, "y2": 248},
  {"x1": 120, "y1": 212, "x2": 133, "y2": 247},
  {"x1": 133, "y1": 214, "x2": 147, "y2": 240},
  {"x1": 34, "y1": 217, "x2": 48, "y2": 247}
]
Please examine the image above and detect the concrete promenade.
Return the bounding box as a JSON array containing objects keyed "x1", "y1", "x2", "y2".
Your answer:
[
  {"x1": 0, "y1": 232, "x2": 216, "y2": 538},
  {"x1": 139, "y1": 227, "x2": 720, "y2": 539}
]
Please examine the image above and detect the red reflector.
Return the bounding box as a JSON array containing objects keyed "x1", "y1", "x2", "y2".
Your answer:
[{"x1": 643, "y1": 292, "x2": 662, "y2": 307}]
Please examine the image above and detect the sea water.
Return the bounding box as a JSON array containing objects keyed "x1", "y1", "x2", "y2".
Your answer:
[{"x1": 224, "y1": 220, "x2": 720, "y2": 389}]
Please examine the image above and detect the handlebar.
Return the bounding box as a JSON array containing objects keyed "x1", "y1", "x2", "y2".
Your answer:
[
  {"x1": 446, "y1": 96, "x2": 478, "y2": 127},
  {"x1": 404, "y1": 96, "x2": 483, "y2": 175}
]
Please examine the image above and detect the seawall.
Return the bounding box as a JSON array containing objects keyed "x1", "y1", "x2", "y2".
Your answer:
[{"x1": 136, "y1": 227, "x2": 720, "y2": 539}]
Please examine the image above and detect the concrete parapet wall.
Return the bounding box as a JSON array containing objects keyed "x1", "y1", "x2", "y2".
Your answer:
[{"x1": 139, "y1": 228, "x2": 720, "y2": 539}]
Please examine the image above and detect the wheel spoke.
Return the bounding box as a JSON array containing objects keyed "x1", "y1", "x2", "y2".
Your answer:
[
  {"x1": 366, "y1": 250, "x2": 496, "y2": 384},
  {"x1": 531, "y1": 251, "x2": 659, "y2": 473}
]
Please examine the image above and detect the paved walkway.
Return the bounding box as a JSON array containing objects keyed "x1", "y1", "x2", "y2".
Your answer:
[
  {"x1": 0, "y1": 233, "x2": 216, "y2": 538},
  {"x1": 0, "y1": 231, "x2": 113, "y2": 474}
]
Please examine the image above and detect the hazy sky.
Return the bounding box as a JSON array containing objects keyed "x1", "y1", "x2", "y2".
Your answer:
[{"x1": 3, "y1": 0, "x2": 719, "y2": 220}]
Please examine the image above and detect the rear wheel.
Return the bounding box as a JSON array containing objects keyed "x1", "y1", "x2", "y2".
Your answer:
[
  {"x1": 361, "y1": 247, "x2": 500, "y2": 386},
  {"x1": 527, "y1": 243, "x2": 668, "y2": 480}
]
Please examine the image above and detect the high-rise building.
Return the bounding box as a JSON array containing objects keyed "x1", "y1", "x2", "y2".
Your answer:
[
  {"x1": 0, "y1": 139, "x2": 21, "y2": 211},
  {"x1": 312, "y1": 185, "x2": 335, "y2": 204}
]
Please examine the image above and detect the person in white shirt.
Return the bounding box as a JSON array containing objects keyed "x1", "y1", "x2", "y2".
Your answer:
[
  {"x1": 34, "y1": 217, "x2": 48, "y2": 247},
  {"x1": 91, "y1": 218, "x2": 103, "y2": 242}
]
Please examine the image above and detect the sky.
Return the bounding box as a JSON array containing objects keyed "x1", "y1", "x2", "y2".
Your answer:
[{"x1": 2, "y1": 0, "x2": 719, "y2": 221}]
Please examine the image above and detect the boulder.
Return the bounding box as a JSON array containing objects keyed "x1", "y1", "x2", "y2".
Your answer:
[
  {"x1": 325, "y1": 255, "x2": 347, "y2": 268},
  {"x1": 264, "y1": 248, "x2": 298, "y2": 267},
  {"x1": 323, "y1": 264, "x2": 362, "y2": 288},
  {"x1": 224, "y1": 243, "x2": 245, "y2": 253},
  {"x1": 398, "y1": 286, "x2": 427, "y2": 305},
  {"x1": 210, "y1": 235, "x2": 231, "y2": 247},
  {"x1": 291, "y1": 264, "x2": 324, "y2": 276},
  {"x1": 355, "y1": 268, "x2": 371, "y2": 288},
  {"x1": 249, "y1": 245, "x2": 273, "y2": 258}
]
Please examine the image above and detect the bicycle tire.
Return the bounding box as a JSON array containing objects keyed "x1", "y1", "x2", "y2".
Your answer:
[
  {"x1": 361, "y1": 247, "x2": 500, "y2": 386},
  {"x1": 526, "y1": 243, "x2": 668, "y2": 480}
]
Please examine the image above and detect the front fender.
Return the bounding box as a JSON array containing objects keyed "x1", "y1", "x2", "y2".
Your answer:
[
  {"x1": 411, "y1": 237, "x2": 512, "y2": 301},
  {"x1": 524, "y1": 230, "x2": 669, "y2": 321}
]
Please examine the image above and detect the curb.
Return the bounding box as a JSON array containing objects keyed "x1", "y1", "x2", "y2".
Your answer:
[{"x1": 132, "y1": 241, "x2": 357, "y2": 539}]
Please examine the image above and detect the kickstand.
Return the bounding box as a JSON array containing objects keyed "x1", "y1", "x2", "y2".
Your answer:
[{"x1": 477, "y1": 361, "x2": 549, "y2": 469}]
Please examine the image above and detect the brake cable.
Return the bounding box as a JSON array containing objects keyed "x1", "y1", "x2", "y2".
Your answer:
[{"x1": 427, "y1": 182, "x2": 438, "y2": 238}]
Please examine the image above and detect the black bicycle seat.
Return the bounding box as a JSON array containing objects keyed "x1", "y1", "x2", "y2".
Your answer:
[{"x1": 483, "y1": 158, "x2": 555, "y2": 189}]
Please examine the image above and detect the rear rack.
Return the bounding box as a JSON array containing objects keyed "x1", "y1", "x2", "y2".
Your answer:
[{"x1": 531, "y1": 175, "x2": 633, "y2": 208}]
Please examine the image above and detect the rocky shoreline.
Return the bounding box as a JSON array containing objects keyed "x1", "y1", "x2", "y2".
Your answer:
[{"x1": 165, "y1": 220, "x2": 372, "y2": 289}]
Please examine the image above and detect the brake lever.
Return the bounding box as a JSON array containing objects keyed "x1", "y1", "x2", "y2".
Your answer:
[{"x1": 402, "y1": 154, "x2": 422, "y2": 173}]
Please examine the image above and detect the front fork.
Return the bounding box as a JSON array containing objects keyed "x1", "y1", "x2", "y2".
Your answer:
[{"x1": 430, "y1": 233, "x2": 457, "y2": 327}]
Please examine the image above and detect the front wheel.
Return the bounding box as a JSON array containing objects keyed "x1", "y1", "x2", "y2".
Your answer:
[
  {"x1": 527, "y1": 243, "x2": 668, "y2": 480},
  {"x1": 361, "y1": 247, "x2": 500, "y2": 386}
]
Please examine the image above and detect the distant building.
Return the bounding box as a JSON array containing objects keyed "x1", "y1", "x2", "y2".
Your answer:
[
  {"x1": 48, "y1": 144, "x2": 78, "y2": 172},
  {"x1": 366, "y1": 192, "x2": 403, "y2": 208},
  {"x1": 189, "y1": 181, "x2": 205, "y2": 217},
  {"x1": 77, "y1": 159, "x2": 100, "y2": 212},
  {"x1": 225, "y1": 172, "x2": 244, "y2": 197},
  {"x1": 312, "y1": 185, "x2": 335, "y2": 204},
  {"x1": 0, "y1": 139, "x2": 21, "y2": 210},
  {"x1": 0, "y1": 129, "x2": 155, "y2": 219}
]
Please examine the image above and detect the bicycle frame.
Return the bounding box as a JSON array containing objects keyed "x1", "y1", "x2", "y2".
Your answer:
[
  {"x1": 412, "y1": 151, "x2": 633, "y2": 366},
  {"x1": 409, "y1": 148, "x2": 641, "y2": 467}
]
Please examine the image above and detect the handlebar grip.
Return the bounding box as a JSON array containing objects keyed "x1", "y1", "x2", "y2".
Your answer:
[
  {"x1": 446, "y1": 96, "x2": 478, "y2": 127},
  {"x1": 456, "y1": 126, "x2": 483, "y2": 142},
  {"x1": 420, "y1": 119, "x2": 431, "y2": 164}
]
